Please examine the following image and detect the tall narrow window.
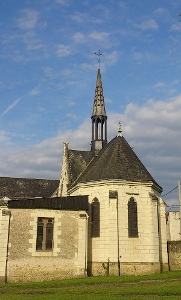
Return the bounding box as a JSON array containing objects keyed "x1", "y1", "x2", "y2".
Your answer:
[
  {"x1": 36, "y1": 217, "x2": 54, "y2": 250},
  {"x1": 91, "y1": 198, "x2": 100, "y2": 237},
  {"x1": 128, "y1": 198, "x2": 138, "y2": 238}
]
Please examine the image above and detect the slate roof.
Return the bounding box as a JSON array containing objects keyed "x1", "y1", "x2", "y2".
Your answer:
[
  {"x1": 70, "y1": 135, "x2": 162, "y2": 191},
  {"x1": 68, "y1": 150, "x2": 94, "y2": 184},
  {"x1": 0, "y1": 177, "x2": 59, "y2": 199},
  {"x1": 8, "y1": 195, "x2": 89, "y2": 211}
]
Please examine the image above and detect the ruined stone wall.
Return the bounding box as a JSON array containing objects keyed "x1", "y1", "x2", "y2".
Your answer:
[
  {"x1": 168, "y1": 241, "x2": 181, "y2": 271},
  {"x1": 7, "y1": 208, "x2": 87, "y2": 282}
]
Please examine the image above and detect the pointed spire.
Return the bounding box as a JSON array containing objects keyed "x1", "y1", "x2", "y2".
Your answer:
[
  {"x1": 92, "y1": 68, "x2": 106, "y2": 117},
  {"x1": 117, "y1": 122, "x2": 122, "y2": 137},
  {"x1": 91, "y1": 68, "x2": 107, "y2": 156}
]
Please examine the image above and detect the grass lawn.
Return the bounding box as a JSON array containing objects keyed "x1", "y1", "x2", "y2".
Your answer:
[{"x1": 0, "y1": 271, "x2": 181, "y2": 300}]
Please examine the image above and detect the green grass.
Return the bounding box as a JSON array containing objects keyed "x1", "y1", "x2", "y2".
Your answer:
[{"x1": 1, "y1": 271, "x2": 181, "y2": 300}]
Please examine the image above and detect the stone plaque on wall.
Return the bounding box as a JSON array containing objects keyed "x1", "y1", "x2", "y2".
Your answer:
[{"x1": 109, "y1": 190, "x2": 118, "y2": 198}]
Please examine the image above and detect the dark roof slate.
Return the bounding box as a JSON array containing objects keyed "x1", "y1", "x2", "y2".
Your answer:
[
  {"x1": 71, "y1": 136, "x2": 162, "y2": 191},
  {"x1": 0, "y1": 177, "x2": 59, "y2": 199},
  {"x1": 68, "y1": 150, "x2": 94, "y2": 184},
  {"x1": 8, "y1": 195, "x2": 89, "y2": 211}
]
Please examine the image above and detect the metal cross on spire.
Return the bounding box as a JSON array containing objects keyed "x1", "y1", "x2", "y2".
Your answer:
[{"x1": 94, "y1": 50, "x2": 103, "y2": 69}]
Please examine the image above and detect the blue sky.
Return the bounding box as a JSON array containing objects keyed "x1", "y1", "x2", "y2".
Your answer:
[{"x1": 0, "y1": 0, "x2": 181, "y2": 207}]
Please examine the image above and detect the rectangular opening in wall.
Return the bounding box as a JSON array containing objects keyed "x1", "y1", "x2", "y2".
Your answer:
[
  {"x1": 128, "y1": 198, "x2": 138, "y2": 238},
  {"x1": 36, "y1": 217, "x2": 54, "y2": 250},
  {"x1": 91, "y1": 198, "x2": 100, "y2": 237}
]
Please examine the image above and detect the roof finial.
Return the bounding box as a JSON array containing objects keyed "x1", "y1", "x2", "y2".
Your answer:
[
  {"x1": 117, "y1": 121, "x2": 122, "y2": 137},
  {"x1": 94, "y1": 50, "x2": 103, "y2": 69}
]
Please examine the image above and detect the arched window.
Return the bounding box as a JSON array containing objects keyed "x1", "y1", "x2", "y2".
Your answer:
[
  {"x1": 128, "y1": 197, "x2": 138, "y2": 238},
  {"x1": 91, "y1": 198, "x2": 100, "y2": 237}
]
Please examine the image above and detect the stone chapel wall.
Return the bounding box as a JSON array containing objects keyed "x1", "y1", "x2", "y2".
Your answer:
[
  {"x1": 6, "y1": 208, "x2": 87, "y2": 282},
  {"x1": 70, "y1": 180, "x2": 168, "y2": 276}
]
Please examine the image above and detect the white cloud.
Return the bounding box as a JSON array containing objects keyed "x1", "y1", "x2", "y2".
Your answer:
[
  {"x1": 172, "y1": 79, "x2": 180, "y2": 85},
  {"x1": 88, "y1": 31, "x2": 110, "y2": 43},
  {"x1": 108, "y1": 97, "x2": 181, "y2": 205},
  {"x1": 154, "y1": 8, "x2": 168, "y2": 15},
  {"x1": 29, "y1": 88, "x2": 41, "y2": 95},
  {"x1": 105, "y1": 97, "x2": 113, "y2": 104},
  {"x1": 154, "y1": 82, "x2": 165, "y2": 88},
  {"x1": 72, "y1": 30, "x2": 112, "y2": 48},
  {"x1": 56, "y1": 44, "x2": 73, "y2": 57},
  {"x1": 17, "y1": 9, "x2": 39, "y2": 30},
  {"x1": 105, "y1": 51, "x2": 119, "y2": 66},
  {"x1": 71, "y1": 11, "x2": 102, "y2": 25},
  {"x1": 55, "y1": 0, "x2": 70, "y2": 5},
  {"x1": 68, "y1": 101, "x2": 76, "y2": 106},
  {"x1": 26, "y1": 40, "x2": 43, "y2": 51},
  {"x1": 73, "y1": 30, "x2": 112, "y2": 47},
  {"x1": 71, "y1": 12, "x2": 88, "y2": 23},
  {"x1": 72, "y1": 32, "x2": 85, "y2": 43},
  {"x1": 170, "y1": 23, "x2": 181, "y2": 31},
  {"x1": 136, "y1": 19, "x2": 159, "y2": 31},
  {"x1": 61, "y1": 69, "x2": 72, "y2": 77},
  {"x1": 0, "y1": 122, "x2": 90, "y2": 179},
  {"x1": 66, "y1": 113, "x2": 79, "y2": 120},
  {"x1": 43, "y1": 67, "x2": 55, "y2": 79},
  {"x1": 81, "y1": 62, "x2": 97, "y2": 71},
  {"x1": 118, "y1": 1, "x2": 128, "y2": 13},
  {"x1": 168, "y1": 89, "x2": 177, "y2": 96},
  {"x1": 1, "y1": 17, "x2": 43, "y2": 62},
  {"x1": 22, "y1": 31, "x2": 43, "y2": 52},
  {"x1": 133, "y1": 51, "x2": 157, "y2": 62},
  {"x1": 0, "y1": 131, "x2": 11, "y2": 144}
]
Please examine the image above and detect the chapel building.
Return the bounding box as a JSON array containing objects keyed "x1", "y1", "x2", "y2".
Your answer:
[
  {"x1": 56, "y1": 68, "x2": 168, "y2": 276},
  {"x1": 0, "y1": 68, "x2": 168, "y2": 282}
]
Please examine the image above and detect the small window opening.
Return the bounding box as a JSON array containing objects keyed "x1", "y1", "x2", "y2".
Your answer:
[
  {"x1": 36, "y1": 217, "x2": 54, "y2": 250},
  {"x1": 128, "y1": 198, "x2": 138, "y2": 238}
]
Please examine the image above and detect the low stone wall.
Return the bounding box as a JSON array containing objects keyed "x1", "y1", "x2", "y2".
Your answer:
[
  {"x1": 87, "y1": 261, "x2": 166, "y2": 276},
  {"x1": 8, "y1": 257, "x2": 79, "y2": 282},
  {"x1": 168, "y1": 241, "x2": 181, "y2": 271}
]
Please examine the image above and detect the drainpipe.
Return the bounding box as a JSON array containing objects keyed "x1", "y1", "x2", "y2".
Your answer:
[
  {"x1": 116, "y1": 195, "x2": 120, "y2": 276},
  {"x1": 5, "y1": 210, "x2": 11, "y2": 284},
  {"x1": 156, "y1": 199, "x2": 163, "y2": 273},
  {"x1": 84, "y1": 213, "x2": 89, "y2": 276}
]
